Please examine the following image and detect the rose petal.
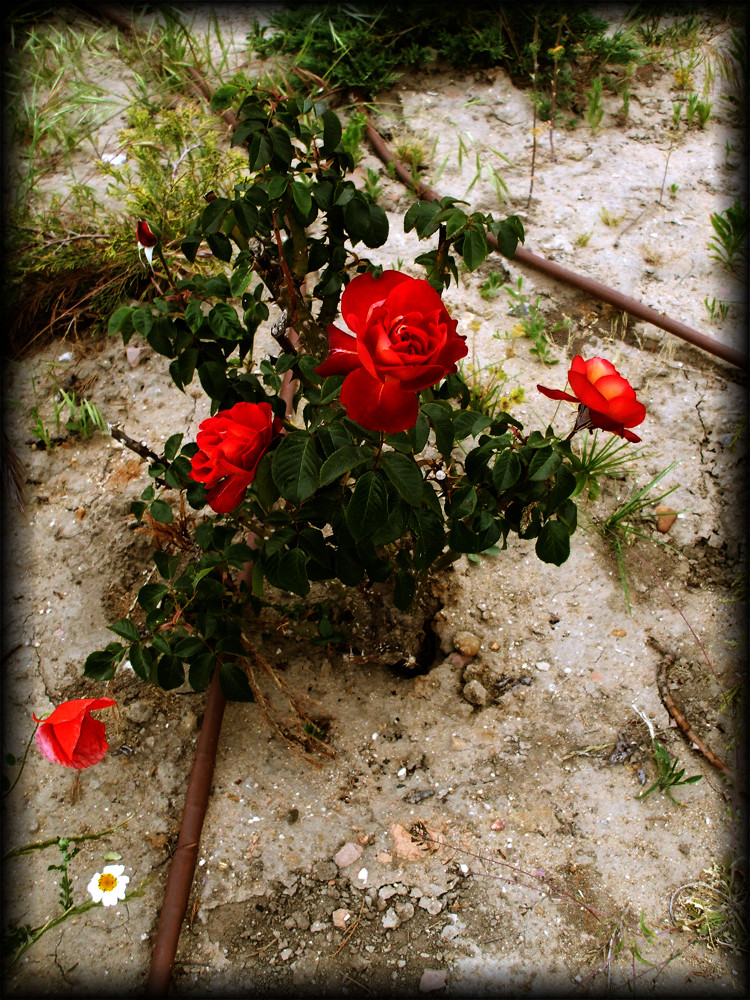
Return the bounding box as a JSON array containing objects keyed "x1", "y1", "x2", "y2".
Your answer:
[{"x1": 340, "y1": 369, "x2": 419, "y2": 433}]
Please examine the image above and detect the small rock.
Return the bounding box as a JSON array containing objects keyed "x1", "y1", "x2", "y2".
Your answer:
[
  {"x1": 125, "y1": 700, "x2": 154, "y2": 724},
  {"x1": 332, "y1": 908, "x2": 351, "y2": 930},
  {"x1": 419, "y1": 969, "x2": 448, "y2": 992},
  {"x1": 462, "y1": 679, "x2": 488, "y2": 707},
  {"x1": 280, "y1": 948, "x2": 293, "y2": 961},
  {"x1": 418, "y1": 896, "x2": 443, "y2": 915},
  {"x1": 491, "y1": 817, "x2": 506, "y2": 831},
  {"x1": 292, "y1": 911, "x2": 310, "y2": 931},
  {"x1": 395, "y1": 901, "x2": 415, "y2": 921},
  {"x1": 379, "y1": 885, "x2": 398, "y2": 901},
  {"x1": 333, "y1": 842, "x2": 363, "y2": 868},
  {"x1": 382, "y1": 907, "x2": 400, "y2": 930},
  {"x1": 310, "y1": 921, "x2": 328, "y2": 933},
  {"x1": 535, "y1": 661, "x2": 551, "y2": 671},
  {"x1": 655, "y1": 505, "x2": 677, "y2": 533},
  {"x1": 441, "y1": 924, "x2": 460, "y2": 941},
  {"x1": 453, "y1": 631, "x2": 481, "y2": 657}
]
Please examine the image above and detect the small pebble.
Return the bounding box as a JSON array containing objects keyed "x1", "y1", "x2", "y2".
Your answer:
[
  {"x1": 332, "y1": 909, "x2": 351, "y2": 930},
  {"x1": 333, "y1": 842, "x2": 363, "y2": 868},
  {"x1": 420, "y1": 969, "x2": 448, "y2": 992},
  {"x1": 453, "y1": 631, "x2": 481, "y2": 657},
  {"x1": 462, "y1": 679, "x2": 488, "y2": 706}
]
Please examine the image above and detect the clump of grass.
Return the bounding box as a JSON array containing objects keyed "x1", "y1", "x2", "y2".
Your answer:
[
  {"x1": 600, "y1": 463, "x2": 680, "y2": 613},
  {"x1": 670, "y1": 861, "x2": 746, "y2": 952},
  {"x1": 707, "y1": 199, "x2": 747, "y2": 276},
  {"x1": 600, "y1": 206, "x2": 626, "y2": 227}
]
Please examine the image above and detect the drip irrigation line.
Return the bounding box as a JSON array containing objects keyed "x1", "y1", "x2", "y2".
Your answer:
[
  {"x1": 144, "y1": 662, "x2": 226, "y2": 997},
  {"x1": 361, "y1": 110, "x2": 748, "y2": 372}
]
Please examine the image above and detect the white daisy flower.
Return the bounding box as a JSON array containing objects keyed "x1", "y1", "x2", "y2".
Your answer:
[{"x1": 87, "y1": 865, "x2": 130, "y2": 906}]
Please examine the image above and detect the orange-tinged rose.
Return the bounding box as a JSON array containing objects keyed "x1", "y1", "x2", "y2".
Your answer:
[{"x1": 537, "y1": 355, "x2": 646, "y2": 441}]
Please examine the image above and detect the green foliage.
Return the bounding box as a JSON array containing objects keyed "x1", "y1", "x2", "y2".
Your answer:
[
  {"x1": 600, "y1": 463, "x2": 680, "y2": 613},
  {"x1": 636, "y1": 737, "x2": 702, "y2": 805},
  {"x1": 708, "y1": 199, "x2": 747, "y2": 275},
  {"x1": 78, "y1": 85, "x2": 596, "y2": 701},
  {"x1": 248, "y1": 3, "x2": 640, "y2": 107},
  {"x1": 585, "y1": 76, "x2": 604, "y2": 132},
  {"x1": 495, "y1": 276, "x2": 564, "y2": 365}
]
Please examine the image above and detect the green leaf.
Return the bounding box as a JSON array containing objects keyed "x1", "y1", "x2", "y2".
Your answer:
[
  {"x1": 535, "y1": 520, "x2": 570, "y2": 566},
  {"x1": 319, "y1": 445, "x2": 373, "y2": 486},
  {"x1": 108, "y1": 619, "x2": 140, "y2": 642},
  {"x1": 410, "y1": 508, "x2": 445, "y2": 572},
  {"x1": 219, "y1": 662, "x2": 255, "y2": 702},
  {"x1": 83, "y1": 643, "x2": 124, "y2": 681},
  {"x1": 206, "y1": 231, "x2": 233, "y2": 262},
  {"x1": 291, "y1": 180, "x2": 313, "y2": 218},
  {"x1": 129, "y1": 643, "x2": 155, "y2": 683},
  {"x1": 271, "y1": 432, "x2": 321, "y2": 503},
  {"x1": 492, "y1": 451, "x2": 522, "y2": 491},
  {"x1": 157, "y1": 654, "x2": 185, "y2": 690},
  {"x1": 198, "y1": 361, "x2": 230, "y2": 401},
  {"x1": 275, "y1": 548, "x2": 310, "y2": 597},
  {"x1": 321, "y1": 109, "x2": 342, "y2": 155},
  {"x1": 362, "y1": 203, "x2": 389, "y2": 248},
  {"x1": 137, "y1": 582, "x2": 169, "y2": 612},
  {"x1": 381, "y1": 451, "x2": 424, "y2": 504},
  {"x1": 108, "y1": 306, "x2": 134, "y2": 338},
  {"x1": 201, "y1": 197, "x2": 232, "y2": 234},
  {"x1": 460, "y1": 226, "x2": 488, "y2": 270},
  {"x1": 210, "y1": 84, "x2": 239, "y2": 112},
  {"x1": 233, "y1": 200, "x2": 259, "y2": 239},
  {"x1": 132, "y1": 308, "x2": 153, "y2": 337},
  {"x1": 208, "y1": 302, "x2": 243, "y2": 340},
  {"x1": 529, "y1": 447, "x2": 563, "y2": 481},
  {"x1": 149, "y1": 499, "x2": 173, "y2": 524},
  {"x1": 346, "y1": 471, "x2": 389, "y2": 541}
]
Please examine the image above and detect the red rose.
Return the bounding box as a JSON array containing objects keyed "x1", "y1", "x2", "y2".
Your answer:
[
  {"x1": 34, "y1": 697, "x2": 116, "y2": 769},
  {"x1": 537, "y1": 355, "x2": 646, "y2": 442},
  {"x1": 189, "y1": 401, "x2": 276, "y2": 513},
  {"x1": 315, "y1": 270, "x2": 467, "y2": 433}
]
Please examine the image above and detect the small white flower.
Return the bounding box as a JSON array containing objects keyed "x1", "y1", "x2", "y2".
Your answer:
[
  {"x1": 101, "y1": 152, "x2": 127, "y2": 166},
  {"x1": 87, "y1": 864, "x2": 130, "y2": 906}
]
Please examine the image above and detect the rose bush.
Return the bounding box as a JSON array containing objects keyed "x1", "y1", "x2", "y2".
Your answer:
[
  {"x1": 33, "y1": 698, "x2": 116, "y2": 769},
  {"x1": 315, "y1": 270, "x2": 468, "y2": 433},
  {"x1": 537, "y1": 355, "x2": 646, "y2": 442},
  {"x1": 188, "y1": 401, "x2": 277, "y2": 513}
]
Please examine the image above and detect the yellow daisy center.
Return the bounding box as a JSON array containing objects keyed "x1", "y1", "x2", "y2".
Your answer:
[{"x1": 98, "y1": 873, "x2": 118, "y2": 892}]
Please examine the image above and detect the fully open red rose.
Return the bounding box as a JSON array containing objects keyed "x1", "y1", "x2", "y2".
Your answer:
[
  {"x1": 34, "y1": 697, "x2": 116, "y2": 769},
  {"x1": 537, "y1": 355, "x2": 646, "y2": 442},
  {"x1": 315, "y1": 270, "x2": 467, "y2": 433},
  {"x1": 189, "y1": 401, "x2": 276, "y2": 513}
]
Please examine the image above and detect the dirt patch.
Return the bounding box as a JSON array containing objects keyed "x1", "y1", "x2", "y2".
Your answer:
[{"x1": 2, "y1": 6, "x2": 746, "y2": 997}]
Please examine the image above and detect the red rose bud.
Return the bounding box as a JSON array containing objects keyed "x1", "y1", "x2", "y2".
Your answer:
[
  {"x1": 136, "y1": 220, "x2": 157, "y2": 269},
  {"x1": 188, "y1": 401, "x2": 276, "y2": 513},
  {"x1": 136, "y1": 220, "x2": 158, "y2": 248},
  {"x1": 34, "y1": 697, "x2": 116, "y2": 769},
  {"x1": 315, "y1": 270, "x2": 467, "y2": 433},
  {"x1": 537, "y1": 355, "x2": 646, "y2": 442}
]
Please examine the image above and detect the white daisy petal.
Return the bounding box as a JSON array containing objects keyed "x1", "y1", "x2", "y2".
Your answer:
[{"x1": 87, "y1": 865, "x2": 130, "y2": 907}]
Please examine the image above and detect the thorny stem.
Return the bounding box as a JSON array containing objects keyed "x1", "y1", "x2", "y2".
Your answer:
[
  {"x1": 548, "y1": 19, "x2": 565, "y2": 163},
  {"x1": 3, "y1": 816, "x2": 133, "y2": 862},
  {"x1": 3, "y1": 723, "x2": 39, "y2": 799},
  {"x1": 525, "y1": 17, "x2": 540, "y2": 211}
]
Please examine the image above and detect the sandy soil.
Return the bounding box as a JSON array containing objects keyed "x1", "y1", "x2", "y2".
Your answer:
[{"x1": 2, "y1": 5, "x2": 747, "y2": 996}]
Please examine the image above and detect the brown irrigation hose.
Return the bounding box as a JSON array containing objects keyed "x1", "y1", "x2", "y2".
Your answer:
[
  {"x1": 144, "y1": 663, "x2": 226, "y2": 996},
  {"x1": 363, "y1": 116, "x2": 749, "y2": 372}
]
